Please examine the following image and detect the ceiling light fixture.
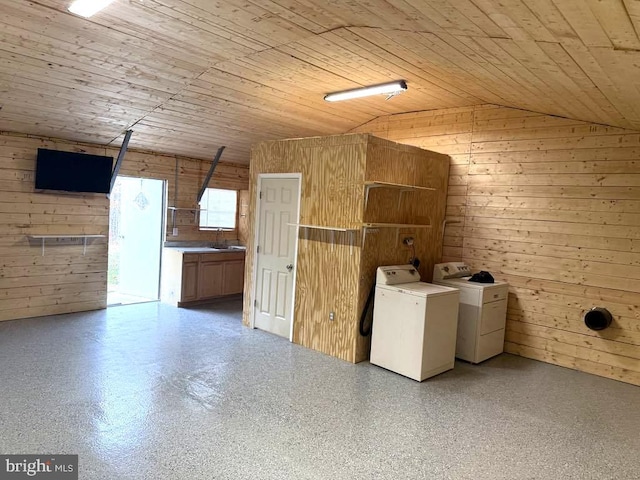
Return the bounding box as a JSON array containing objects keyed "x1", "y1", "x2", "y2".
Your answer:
[
  {"x1": 68, "y1": 0, "x2": 116, "y2": 17},
  {"x1": 324, "y1": 80, "x2": 408, "y2": 102}
]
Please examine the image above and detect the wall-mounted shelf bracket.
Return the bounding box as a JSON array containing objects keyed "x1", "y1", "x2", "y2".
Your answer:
[
  {"x1": 361, "y1": 227, "x2": 379, "y2": 249},
  {"x1": 288, "y1": 224, "x2": 357, "y2": 254}
]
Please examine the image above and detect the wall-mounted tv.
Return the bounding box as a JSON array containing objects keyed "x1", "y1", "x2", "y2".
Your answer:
[{"x1": 35, "y1": 148, "x2": 114, "y2": 194}]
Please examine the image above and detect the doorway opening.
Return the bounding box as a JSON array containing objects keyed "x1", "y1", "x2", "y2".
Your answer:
[{"x1": 108, "y1": 176, "x2": 165, "y2": 306}]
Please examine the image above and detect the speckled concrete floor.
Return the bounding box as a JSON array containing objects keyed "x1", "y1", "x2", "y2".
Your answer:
[{"x1": 0, "y1": 299, "x2": 638, "y2": 480}]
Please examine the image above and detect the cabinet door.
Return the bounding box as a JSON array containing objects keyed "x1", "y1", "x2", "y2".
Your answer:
[
  {"x1": 479, "y1": 299, "x2": 507, "y2": 335},
  {"x1": 182, "y1": 262, "x2": 199, "y2": 302},
  {"x1": 223, "y1": 260, "x2": 245, "y2": 295},
  {"x1": 198, "y1": 261, "x2": 224, "y2": 299}
]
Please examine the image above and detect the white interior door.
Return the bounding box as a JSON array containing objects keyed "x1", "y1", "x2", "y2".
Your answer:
[{"x1": 253, "y1": 176, "x2": 300, "y2": 339}]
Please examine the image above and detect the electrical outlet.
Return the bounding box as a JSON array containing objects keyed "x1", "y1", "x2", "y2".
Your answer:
[
  {"x1": 329, "y1": 311, "x2": 335, "y2": 321},
  {"x1": 172, "y1": 227, "x2": 179, "y2": 236}
]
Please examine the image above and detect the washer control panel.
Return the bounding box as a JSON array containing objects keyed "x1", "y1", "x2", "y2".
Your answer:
[
  {"x1": 433, "y1": 262, "x2": 472, "y2": 281},
  {"x1": 376, "y1": 265, "x2": 420, "y2": 285}
]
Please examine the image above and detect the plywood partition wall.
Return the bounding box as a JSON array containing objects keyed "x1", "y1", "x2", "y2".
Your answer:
[
  {"x1": 243, "y1": 133, "x2": 450, "y2": 363},
  {"x1": 355, "y1": 137, "x2": 450, "y2": 362},
  {"x1": 243, "y1": 134, "x2": 367, "y2": 363},
  {"x1": 237, "y1": 190, "x2": 250, "y2": 246},
  {"x1": 353, "y1": 105, "x2": 640, "y2": 386},
  {"x1": 0, "y1": 131, "x2": 249, "y2": 322}
]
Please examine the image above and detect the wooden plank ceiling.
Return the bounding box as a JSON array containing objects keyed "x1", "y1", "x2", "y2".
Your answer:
[{"x1": 1, "y1": 0, "x2": 640, "y2": 164}]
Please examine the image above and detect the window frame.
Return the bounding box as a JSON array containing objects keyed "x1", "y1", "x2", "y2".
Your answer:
[{"x1": 198, "y1": 187, "x2": 238, "y2": 231}]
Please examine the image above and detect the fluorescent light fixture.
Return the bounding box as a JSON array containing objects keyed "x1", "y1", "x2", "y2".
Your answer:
[
  {"x1": 324, "y1": 80, "x2": 408, "y2": 102},
  {"x1": 68, "y1": 0, "x2": 116, "y2": 17}
]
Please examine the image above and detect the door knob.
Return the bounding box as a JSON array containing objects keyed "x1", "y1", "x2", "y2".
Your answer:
[{"x1": 286, "y1": 264, "x2": 294, "y2": 272}]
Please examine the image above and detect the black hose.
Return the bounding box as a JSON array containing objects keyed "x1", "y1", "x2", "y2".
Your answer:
[{"x1": 359, "y1": 283, "x2": 376, "y2": 337}]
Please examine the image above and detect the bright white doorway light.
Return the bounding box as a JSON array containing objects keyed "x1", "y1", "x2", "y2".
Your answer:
[
  {"x1": 108, "y1": 176, "x2": 165, "y2": 306},
  {"x1": 68, "y1": 0, "x2": 116, "y2": 17}
]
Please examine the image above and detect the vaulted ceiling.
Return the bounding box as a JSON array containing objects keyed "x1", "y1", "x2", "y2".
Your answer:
[{"x1": 2, "y1": 0, "x2": 640, "y2": 164}]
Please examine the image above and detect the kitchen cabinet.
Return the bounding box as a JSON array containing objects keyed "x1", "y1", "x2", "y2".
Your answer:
[
  {"x1": 161, "y1": 249, "x2": 245, "y2": 306},
  {"x1": 198, "y1": 260, "x2": 224, "y2": 299},
  {"x1": 223, "y1": 260, "x2": 245, "y2": 295},
  {"x1": 182, "y1": 260, "x2": 199, "y2": 302}
]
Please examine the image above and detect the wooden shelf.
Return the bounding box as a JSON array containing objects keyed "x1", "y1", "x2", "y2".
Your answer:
[
  {"x1": 287, "y1": 223, "x2": 357, "y2": 232},
  {"x1": 287, "y1": 223, "x2": 433, "y2": 250},
  {"x1": 28, "y1": 235, "x2": 106, "y2": 256},
  {"x1": 364, "y1": 181, "x2": 436, "y2": 191},
  {"x1": 168, "y1": 206, "x2": 202, "y2": 211},
  {"x1": 28, "y1": 235, "x2": 106, "y2": 239},
  {"x1": 362, "y1": 223, "x2": 431, "y2": 229}
]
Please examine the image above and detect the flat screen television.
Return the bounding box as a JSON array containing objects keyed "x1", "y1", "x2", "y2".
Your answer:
[{"x1": 35, "y1": 148, "x2": 114, "y2": 194}]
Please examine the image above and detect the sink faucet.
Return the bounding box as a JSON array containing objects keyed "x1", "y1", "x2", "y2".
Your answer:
[{"x1": 215, "y1": 228, "x2": 227, "y2": 248}]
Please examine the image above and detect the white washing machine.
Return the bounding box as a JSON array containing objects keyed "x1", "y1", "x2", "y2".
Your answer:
[
  {"x1": 370, "y1": 265, "x2": 460, "y2": 381},
  {"x1": 433, "y1": 262, "x2": 509, "y2": 364}
]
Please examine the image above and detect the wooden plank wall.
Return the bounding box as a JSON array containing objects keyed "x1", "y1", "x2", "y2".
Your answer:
[
  {"x1": 0, "y1": 133, "x2": 110, "y2": 321},
  {"x1": 108, "y1": 149, "x2": 249, "y2": 243},
  {"x1": 352, "y1": 105, "x2": 640, "y2": 386},
  {"x1": 243, "y1": 133, "x2": 449, "y2": 363},
  {"x1": 0, "y1": 131, "x2": 248, "y2": 322}
]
